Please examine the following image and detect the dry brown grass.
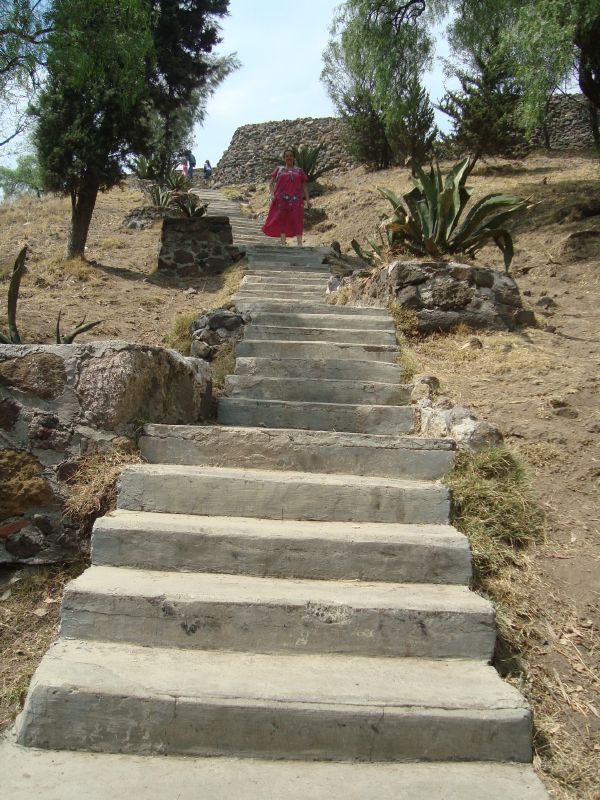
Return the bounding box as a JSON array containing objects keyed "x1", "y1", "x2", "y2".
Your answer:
[
  {"x1": 63, "y1": 447, "x2": 143, "y2": 536},
  {"x1": 211, "y1": 341, "x2": 235, "y2": 394},
  {"x1": 0, "y1": 562, "x2": 85, "y2": 731}
]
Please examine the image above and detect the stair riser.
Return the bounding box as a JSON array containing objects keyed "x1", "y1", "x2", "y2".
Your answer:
[
  {"x1": 243, "y1": 276, "x2": 328, "y2": 286},
  {"x1": 117, "y1": 473, "x2": 450, "y2": 525},
  {"x1": 18, "y1": 690, "x2": 532, "y2": 762},
  {"x1": 236, "y1": 289, "x2": 326, "y2": 299},
  {"x1": 217, "y1": 399, "x2": 415, "y2": 435},
  {"x1": 242, "y1": 263, "x2": 330, "y2": 273},
  {"x1": 234, "y1": 300, "x2": 388, "y2": 316},
  {"x1": 235, "y1": 357, "x2": 403, "y2": 383},
  {"x1": 224, "y1": 375, "x2": 411, "y2": 405},
  {"x1": 92, "y1": 525, "x2": 471, "y2": 584},
  {"x1": 60, "y1": 593, "x2": 494, "y2": 659},
  {"x1": 236, "y1": 341, "x2": 398, "y2": 363},
  {"x1": 245, "y1": 326, "x2": 397, "y2": 345},
  {"x1": 248, "y1": 313, "x2": 395, "y2": 331},
  {"x1": 139, "y1": 428, "x2": 453, "y2": 480}
]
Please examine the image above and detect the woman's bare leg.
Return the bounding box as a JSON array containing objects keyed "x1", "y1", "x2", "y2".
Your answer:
[
  {"x1": 296, "y1": 235, "x2": 303, "y2": 246},
  {"x1": 280, "y1": 234, "x2": 287, "y2": 246}
]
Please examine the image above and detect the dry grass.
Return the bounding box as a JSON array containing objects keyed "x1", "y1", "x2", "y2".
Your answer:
[
  {"x1": 63, "y1": 446, "x2": 143, "y2": 538},
  {"x1": 165, "y1": 311, "x2": 197, "y2": 356},
  {"x1": 166, "y1": 260, "x2": 246, "y2": 356},
  {"x1": 211, "y1": 341, "x2": 235, "y2": 394},
  {"x1": 445, "y1": 446, "x2": 545, "y2": 582},
  {"x1": 0, "y1": 562, "x2": 85, "y2": 731}
]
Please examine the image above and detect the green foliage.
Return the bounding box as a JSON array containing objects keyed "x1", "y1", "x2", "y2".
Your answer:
[
  {"x1": 131, "y1": 156, "x2": 156, "y2": 181},
  {"x1": 321, "y1": 1, "x2": 436, "y2": 168},
  {"x1": 0, "y1": 152, "x2": 42, "y2": 198},
  {"x1": 272, "y1": 145, "x2": 336, "y2": 184},
  {"x1": 438, "y1": 51, "x2": 525, "y2": 159},
  {"x1": 0, "y1": 246, "x2": 102, "y2": 344},
  {"x1": 164, "y1": 168, "x2": 190, "y2": 192},
  {"x1": 173, "y1": 192, "x2": 207, "y2": 218},
  {"x1": 148, "y1": 184, "x2": 174, "y2": 208},
  {"x1": 375, "y1": 157, "x2": 529, "y2": 270}
]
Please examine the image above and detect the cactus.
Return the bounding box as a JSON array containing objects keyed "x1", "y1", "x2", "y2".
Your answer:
[{"x1": 1, "y1": 247, "x2": 103, "y2": 345}]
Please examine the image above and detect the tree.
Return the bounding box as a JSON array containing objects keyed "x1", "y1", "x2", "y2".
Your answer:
[
  {"x1": 33, "y1": 0, "x2": 234, "y2": 259},
  {"x1": 321, "y1": 0, "x2": 436, "y2": 168},
  {"x1": 33, "y1": 0, "x2": 155, "y2": 259},
  {"x1": 388, "y1": 74, "x2": 437, "y2": 166},
  {"x1": 144, "y1": 0, "x2": 238, "y2": 179},
  {"x1": 0, "y1": 0, "x2": 49, "y2": 147},
  {"x1": 438, "y1": 49, "x2": 525, "y2": 162},
  {"x1": 0, "y1": 151, "x2": 42, "y2": 196}
]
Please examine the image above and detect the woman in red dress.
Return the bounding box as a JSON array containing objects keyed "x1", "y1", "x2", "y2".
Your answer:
[{"x1": 262, "y1": 148, "x2": 311, "y2": 245}]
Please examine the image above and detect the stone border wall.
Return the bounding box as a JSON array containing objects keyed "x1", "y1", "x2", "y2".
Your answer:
[
  {"x1": 215, "y1": 97, "x2": 596, "y2": 185},
  {"x1": 215, "y1": 117, "x2": 355, "y2": 184}
]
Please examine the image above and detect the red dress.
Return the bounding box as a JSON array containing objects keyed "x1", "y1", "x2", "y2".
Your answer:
[{"x1": 262, "y1": 166, "x2": 308, "y2": 237}]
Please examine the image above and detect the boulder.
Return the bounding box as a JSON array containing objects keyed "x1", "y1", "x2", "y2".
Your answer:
[{"x1": 0, "y1": 342, "x2": 212, "y2": 564}]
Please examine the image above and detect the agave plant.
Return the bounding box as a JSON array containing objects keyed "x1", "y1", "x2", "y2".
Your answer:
[
  {"x1": 173, "y1": 192, "x2": 208, "y2": 218},
  {"x1": 164, "y1": 168, "x2": 190, "y2": 192},
  {"x1": 270, "y1": 145, "x2": 336, "y2": 184},
  {"x1": 1, "y1": 247, "x2": 103, "y2": 344},
  {"x1": 149, "y1": 184, "x2": 174, "y2": 208},
  {"x1": 376, "y1": 157, "x2": 529, "y2": 271}
]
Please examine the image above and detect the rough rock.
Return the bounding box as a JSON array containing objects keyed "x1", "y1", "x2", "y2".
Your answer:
[
  {"x1": 0, "y1": 342, "x2": 211, "y2": 564},
  {"x1": 418, "y1": 400, "x2": 503, "y2": 453}
]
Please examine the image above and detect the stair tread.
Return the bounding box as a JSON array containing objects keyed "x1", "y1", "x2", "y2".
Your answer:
[
  {"x1": 0, "y1": 743, "x2": 551, "y2": 800},
  {"x1": 25, "y1": 639, "x2": 528, "y2": 711},
  {"x1": 68, "y1": 565, "x2": 489, "y2": 613}
]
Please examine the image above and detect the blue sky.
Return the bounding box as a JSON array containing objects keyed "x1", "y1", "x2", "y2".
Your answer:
[{"x1": 194, "y1": 0, "x2": 455, "y2": 166}]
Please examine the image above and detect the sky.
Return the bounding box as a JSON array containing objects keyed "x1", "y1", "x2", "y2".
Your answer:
[{"x1": 193, "y1": 0, "x2": 455, "y2": 166}]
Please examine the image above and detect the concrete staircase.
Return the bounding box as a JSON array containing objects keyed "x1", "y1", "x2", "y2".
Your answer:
[{"x1": 3, "y1": 244, "x2": 548, "y2": 798}]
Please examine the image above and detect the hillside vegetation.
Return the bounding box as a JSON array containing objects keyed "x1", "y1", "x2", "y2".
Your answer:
[{"x1": 1, "y1": 149, "x2": 599, "y2": 798}]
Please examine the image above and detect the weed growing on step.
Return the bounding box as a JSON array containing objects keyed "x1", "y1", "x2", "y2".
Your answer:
[
  {"x1": 211, "y1": 341, "x2": 235, "y2": 394},
  {"x1": 63, "y1": 447, "x2": 143, "y2": 543}
]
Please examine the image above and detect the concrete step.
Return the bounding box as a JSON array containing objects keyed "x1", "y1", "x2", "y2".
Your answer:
[
  {"x1": 17, "y1": 639, "x2": 532, "y2": 762},
  {"x1": 218, "y1": 397, "x2": 415, "y2": 435},
  {"x1": 233, "y1": 298, "x2": 388, "y2": 315},
  {"x1": 224, "y1": 374, "x2": 411, "y2": 405},
  {"x1": 245, "y1": 325, "x2": 397, "y2": 345},
  {"x1": 139, "y1": 424, "x2": 454, "y2": 481},
  {"x1": 235, "y1": 356, "x2": 404, "y2": 383},
  {"x1": 236, "y1": 340, "x2": 398, "y2": 363},
  {"x1": 243, "y1": 274, "x2": 328, "y2": 286},
  {"x1": 248, "y1": 311, "x2": 395, "y2": 330},
  {"x1": 0, "y1": 742, "x2": 551, "y2": 800},
  {"x1": 117, "y1": 464, "x2": 450, "y2": 524},
  {"x1": 92, "y1": 510, "x2": 470, "y2": 583},
  {"x1": 61, "y1": 566, "x2": 494, "y2": 659},
  {"x1": 235, "y1": 288, "x2": 325, "y2": 299}
]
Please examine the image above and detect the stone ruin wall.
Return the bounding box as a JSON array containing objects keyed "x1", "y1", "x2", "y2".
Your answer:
[
  {"x1": 215, "y1": 96, "x2": 596, "y2": 185},
  {"x1": 215, "y1": 116, "x2": 356, "y2": 185}
]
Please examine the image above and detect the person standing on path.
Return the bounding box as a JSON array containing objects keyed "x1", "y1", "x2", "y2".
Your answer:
[{"x1": 262, "y1": 148, "x2": 311, "y2": 246}]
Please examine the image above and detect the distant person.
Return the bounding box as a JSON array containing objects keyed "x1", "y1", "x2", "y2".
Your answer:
[
  {"x1": 203, "y1": 160, "x2": 212, "y2": 186},
  {"x1": 187, "y1": 151, "x2": 196, "y2": 180},
  {"x1": 180, "y1": 158, "x2": 188, "y2": 178},
  {"x1": 262, "y1": 147, "x2": 310, "y2": 246}
]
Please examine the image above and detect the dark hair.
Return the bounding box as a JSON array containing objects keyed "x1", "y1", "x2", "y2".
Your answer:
[{"x1": 282, "y1": 147, "x2": 294, "y2": 159}]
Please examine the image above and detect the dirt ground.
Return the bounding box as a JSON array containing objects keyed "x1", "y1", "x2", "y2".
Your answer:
[{"x1": 1, "y1": 150, "x2": 599, "y2": 797}]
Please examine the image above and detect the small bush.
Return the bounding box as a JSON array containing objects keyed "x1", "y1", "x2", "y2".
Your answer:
[{"x1": 166, "y1": 311, "x2": 197, "y2": 356}]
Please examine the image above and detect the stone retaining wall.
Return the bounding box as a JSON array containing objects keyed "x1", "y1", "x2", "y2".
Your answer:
[
  {"x1": 157, "y1": 216, "x2": 238, "y2": 276},
  {"x1": 216, "y1": 96, "x2": 596, "y2": 185},
  {"x1": 531, "y1": 93, "x2": 597, "y2": 150},
  {"x1": 0, "y1": 342, "x2": 211, "y2": 564},
  {"x1": 215, "y1": 117, "x2": 355, "y2": 184}
]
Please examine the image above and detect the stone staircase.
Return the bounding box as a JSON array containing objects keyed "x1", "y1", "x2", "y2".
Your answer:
[{"x1": 2, "y1": 244, "x2": 548, "y2": 798}]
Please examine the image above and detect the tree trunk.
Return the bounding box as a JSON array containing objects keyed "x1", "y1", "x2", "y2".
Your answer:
[{"x1": 66, "y1": 174, "x2": 100, "y2": 260}]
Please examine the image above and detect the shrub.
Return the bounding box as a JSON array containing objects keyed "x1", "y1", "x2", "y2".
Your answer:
[{"x1": 376, "y1": 157, "x2": 529, "y2": 270}]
